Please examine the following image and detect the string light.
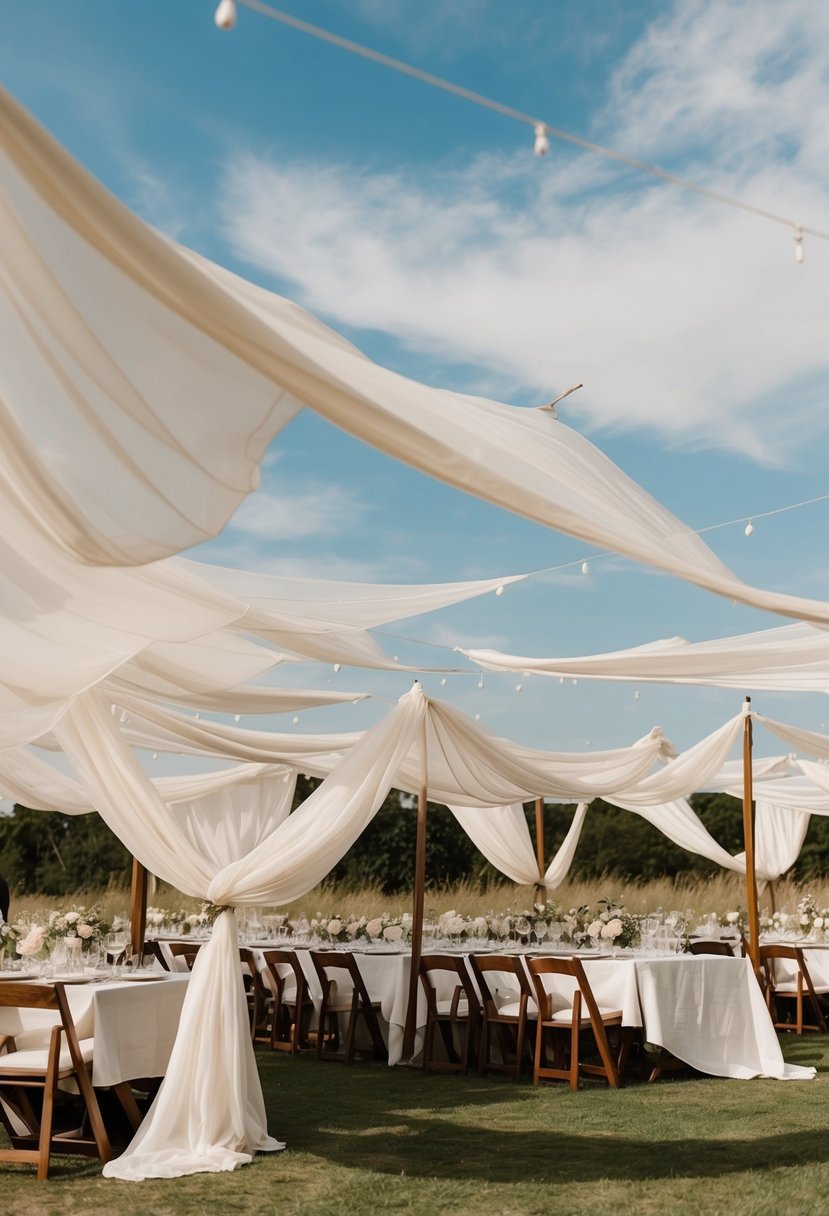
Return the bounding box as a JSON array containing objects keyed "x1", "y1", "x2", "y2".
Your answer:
[
  {"x1": 478, "y1": 674, "x2": 485, "y2": 689},
  {"x1": 795, "y1": 227, "x2": 804, "y2": 263},
  {"x1": 440, "y1": 677, "x2": 447, "y2": 686},
  {"x1": 152, "y1": 753, "x2": 158, "y2": 760},
  {"x1": 234, "y1": 714, "x2": 241, "y2": 722},
  {"x1": 744, "y1": 519, "x2": 755, "y2": 537},
  {"x1": 235, "y1": 0, "x2": 829, "y2": 253},
  {"x1": 515, "y1": 683, "x2": 523, "y2": 693},
  {"x1": 495, "y1": 585, "x2": 505, "y2": 597},
  {"x1": 333, "y1": 663, "x2": 341, "y2": 673},
  {"x1": 292, "y1": 715, "x2": 300, "y2": 725},
  {"x1": 214, "y1": 0, "x2": 237, "y2": 29},
  {"x1": 581, "y1": 560, "x2": 590, "y2": 575},
  {"x1": 634, "y1": 690, "x2": 640, "y2": 700}
]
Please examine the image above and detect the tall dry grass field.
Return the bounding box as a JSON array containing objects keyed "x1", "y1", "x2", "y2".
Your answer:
[{"x1": 9, "y1": 872, "x2": 829, "y2": 924}]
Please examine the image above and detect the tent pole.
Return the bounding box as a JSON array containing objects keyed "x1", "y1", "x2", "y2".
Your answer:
[
  {"x1": 402, "y1": 717, "x2": 428, "y2": 1061},
  {"x1": 533, "y1": 797, "x2": 547, "y2": 905},
  {"x1": 129, "y1": 858, "x2": 148, "y2": 958},
  {"x1": 742, "y1": 697, "x2": 760, "y2": 974}
]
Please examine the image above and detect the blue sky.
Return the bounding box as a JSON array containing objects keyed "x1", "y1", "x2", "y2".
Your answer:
[{"x1": 4, "y1": 1, "x2": 829, "y2": 759}]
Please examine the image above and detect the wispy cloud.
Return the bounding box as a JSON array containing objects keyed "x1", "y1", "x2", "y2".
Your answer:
[
  {"x1": 218, "y1": 0, "x2": 829, "y2": 465},
  {"x1": 225, "y1": 484, "x2": 367, "y2": 541}
]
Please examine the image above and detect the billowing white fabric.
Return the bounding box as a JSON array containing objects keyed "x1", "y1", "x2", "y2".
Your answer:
[
  {"x1": 167, "y1": 772, "x2": 296, "y2": 866},
  {"x1": 9, "y1": 89, "x2": 829, "y2": 633},
  {"x1": 54, "y1": 686, "x2": 423, "y2": 1178},
  {"x1": 461, "y1": 622, "x2": 829, "y2": 691},
  {"x1": 756, "y1": 714, "x2": 829, "y2": 763},
  {"x1": 607, "y1": 797, "x2": 746, "y2": 873},
  {"x1": 732, "y1": 802, "x2": 811, "y2": 883},
  {"x1": 447, "y1": 801, "x2": 589, "y2": 888},
  {"x1": 101, "y1": 693, "x2": 673, "y2": 803}
]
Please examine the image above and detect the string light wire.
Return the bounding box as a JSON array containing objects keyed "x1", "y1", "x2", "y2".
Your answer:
[{"x1": 235, "y1": 0, "x2": 829, "y2": 246}]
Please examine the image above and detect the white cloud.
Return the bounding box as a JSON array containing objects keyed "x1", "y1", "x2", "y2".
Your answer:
[
  {"x1": 218, "y1": 0, "x2": 829, "y2": 465},
  {"x1": 226, "y1": 484, "x2": 366, "y2": 541}
]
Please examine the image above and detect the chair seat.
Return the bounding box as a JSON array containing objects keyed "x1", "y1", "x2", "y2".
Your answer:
[
  {"x1": 497, "y1": 999, "x2": 539, "y2": 1020},
  {"x1": 0, "y1": 1036, "x2": 95, "y2": 1075},
  {"x1": 775, "y1": 983, "x2": 829, "y2": 996},
  {"x1": 435, "y1": 997, "x2": 476, "y2": 1017},
  {"x1": 548, "y1": 1007, "x2": 623, "y2": 1025}
]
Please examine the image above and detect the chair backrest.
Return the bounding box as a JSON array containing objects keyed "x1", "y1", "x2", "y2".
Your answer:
[
  {"x1": 262, "y1": 949, "x2": 307, "y2": 1001},
  {"x1": 527, "y1": 956, "x2": 605, "y2": 1026},
  {"x1": 419, "y1": 954, "x2": 480, "y2": 1017},
  {"x1": 687, "y1": 940, "x2": 735, "y2": 957},
  {"x1": 467, "y1": 953, "x2": 532, "y2": 1015},
  {"x1": 310, "y1": 951, "x2": 373, "y2": 1006},
  {"x1": 167, "y1": 941, "x2": 202, "y2": 971},
  {"x1": 0, "y1": 981, "x2": 89, "y2": 1076},
  {"x1": 759, "y1": 943, "x2": 813, "y2": 989}
]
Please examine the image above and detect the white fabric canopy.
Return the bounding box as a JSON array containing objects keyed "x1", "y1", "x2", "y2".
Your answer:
[
  {"x1": 461, "y1": 622, "x2": 829, "y2": 691},
  {"x1": 8, "y1": 89, "x2": 829, "y2": 636},
  {"x1": 447, "y1": 801, "x2": 589, "y2": 888}
]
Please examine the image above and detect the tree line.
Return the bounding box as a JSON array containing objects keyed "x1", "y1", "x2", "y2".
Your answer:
[{"x1": 1, "y1": 784, "x2": 828, "y2": 898}]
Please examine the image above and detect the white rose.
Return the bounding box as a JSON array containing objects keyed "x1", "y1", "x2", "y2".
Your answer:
[
  {"x1": 587, "y1": 919, "x2": 603, "y2": 938},
  {"x1": 815, "y1": 917, "x2": 825, "y2": 929},
  {"x1": 366, "y1": 918, "x2": 383, "y2": 940},
  {"x1": 473, "y1": 917, "x2": 488, "y2": 938},
  {"x1": 346, "y1": 920, "x2": 360, "y2": 938},
  {"x1": 327, "y1": 919, "x2": 343, "y2": 936},
  {"x1": 17, "y1": 926, "x2": 46, "y2": 957},
  {"x1": 726, "y1": 912, "x2": 740, "y2": 925},
  {"x1": 76, "y1": 924, "x2": 94, "y2": 940},
  {"x1": 601, "y1": 918, "x2": 623, "y2": 940},
  {"x1": 800, "y1": 915, "x2": 811, "y2": 926},
  {"x1": 383, "y1": 925, "x2": 403, "y2": 942},
  {"x1": 64, "y1": 912, "x2": 81, "y2": 925}
]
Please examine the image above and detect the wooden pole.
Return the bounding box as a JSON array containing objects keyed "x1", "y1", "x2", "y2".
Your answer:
[
  {"x1": 402, "y1": 717, "x2": 428, "y2": 1060},
  {"x1": 533, "y1": 797, "x2": 547, "y2": 904},
  {"x1": 742, "y1": 697, "x2": 760, "y2": 974},
  {"x1": 129, "y1": 858, "x2": 148, "y2": 959}
]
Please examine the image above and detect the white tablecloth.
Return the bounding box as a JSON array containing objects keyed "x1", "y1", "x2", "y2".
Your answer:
[
  {"x1": 0, "y1": 974, "x2": 190, "y2": 1086},
  {"x1": 255, "y1": 947, "x2": 814, "y2": 1079}
]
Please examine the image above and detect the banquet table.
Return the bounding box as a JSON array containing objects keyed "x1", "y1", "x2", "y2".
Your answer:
[
  {"x1": 0, "y1": 972, "x2": 190, "y2": 1086},
  {"x1": 251, "y1": 945, "x2": 813, "y2": 1079}
]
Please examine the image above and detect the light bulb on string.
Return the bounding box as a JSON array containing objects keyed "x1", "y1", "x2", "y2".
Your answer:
[
  {"x1": 474, "y1": 713, "x2": 481, "y2": 721},
  {"x1": 495, "y1": 585, "x2": 505, "y2": 597},
  {"x1": 515, "y1": 683, "x2": 523, "y2": 693},
  {"x1": 533, "y1": 123, "x2": 550, "y2": 156},
  {"x1": 152, "y1": 753, "x2": 158, "y2": 761},
  {"x1": 634, "y1": 690, "x2": 640, "y2": 701},
  {"x1": 214, "y1": 0, "x2": 237, "y2": 29},
  {"x1": 194, "y1": 713, "x2": 200, "y2": 720},
  {"x1": 333, "y1": 663, "x2": 341, "y2": 673},
  {"x1": 571, "y1": 679, "x2": 578, "y2": 686},
  {"x1": 292, "y1": 716, "x2": 300, "y2": 726},
  {"x1": 440, "y1": 677, "x2": 447, "y2": 686},
  {"x1": 478, "y1": 675, "x2": 485, "y2": 689},
  {"x1": 581, "y1": 560, "x2": 590, "y2": 575},
  {"x1": 794, "y1": 227, "x2": 804, "y2": 263},
  {"x1": 744, "y1": 519, "x2": 754, "y2": 537},
  {"x1": 559, "y1": 677, "x2": 565, "y2": 685},
  {"x1": 234, "y1": 714, "x2": 241, "y2": 723}
]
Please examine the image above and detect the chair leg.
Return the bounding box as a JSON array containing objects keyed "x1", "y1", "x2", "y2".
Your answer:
[
  {"x1": 569, "y1": 1021, "x2": 580, "y2": 1091},
  {"x1": 533, "y1": 1020, "x2": 545, "y2": 1087},
  {"x1": 343, "y1": 995, "x2": 359, "y2": 1065},
  {"x1": 478, "y1": 1018, "x2": 489, "y2": 1075}
]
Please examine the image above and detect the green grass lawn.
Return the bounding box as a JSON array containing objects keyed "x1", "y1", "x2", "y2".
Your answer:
[{"x1": 3, "y1": 1035, "x2": 829, "y2": 1216}]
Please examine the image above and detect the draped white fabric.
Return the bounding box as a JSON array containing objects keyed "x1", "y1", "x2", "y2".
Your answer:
[
  {"x1": 733, "y1": 803, "x2": 811, "y2": 883},
  {"x1": 461, "y1": 622, "x2": 829, "y2": 691},
  {"x1": 54, "y1": 686, "x2": 423, "y2": 1178},
  {"x1": 9, "y1": 89, "x2": 829, "y2": 634},
  {"x1": 607, "y1": 797, "x2": 746, "y2": 873},
  {"x1": 447, "y1": 801, "x2": 589, "y2": 888}
]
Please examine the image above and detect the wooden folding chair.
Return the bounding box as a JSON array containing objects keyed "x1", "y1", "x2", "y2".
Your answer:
[
  {"x1": 261, "y1": 950, "x2": 314, "y2": 1053},
  {"x1": 239, "y1": 948, "x2": 272, "y2": 1043},
  {"x1": 527, "y1": 957, "x2": 622, "y2": 1090},
  {"x1": 468, "y1": 953, "x2": 536, "y2": 1079},
  {"x1": 0, "y1": 981, "x2": 111, "y2": 1180},
  {"x1": 114, "y1": 940, "x2": 170, "y2": 970},
  {"x1": 309, "y1": 952, "x2": 387, "y2": 1064},
  {"x1": 760, "y1": 944, "x2": 829, "y2": 1034},
  {"x1": 687, "y1": 940, "x2": 736, "y2": 957},
  {"x1": 419, "y1": 954, "x2": 481, "y2": 1074},
  {"x1": 166, "y1": 941, "x2": 202, "y2": 972}
]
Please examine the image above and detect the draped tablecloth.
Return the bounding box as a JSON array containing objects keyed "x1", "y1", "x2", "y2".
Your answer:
[
  {"x1": 254, "y1": 947, "x2": 813, "y2": 1079},
  {"x1": 0, "y1": 974, "x2": 190, "y2": 1086}
]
